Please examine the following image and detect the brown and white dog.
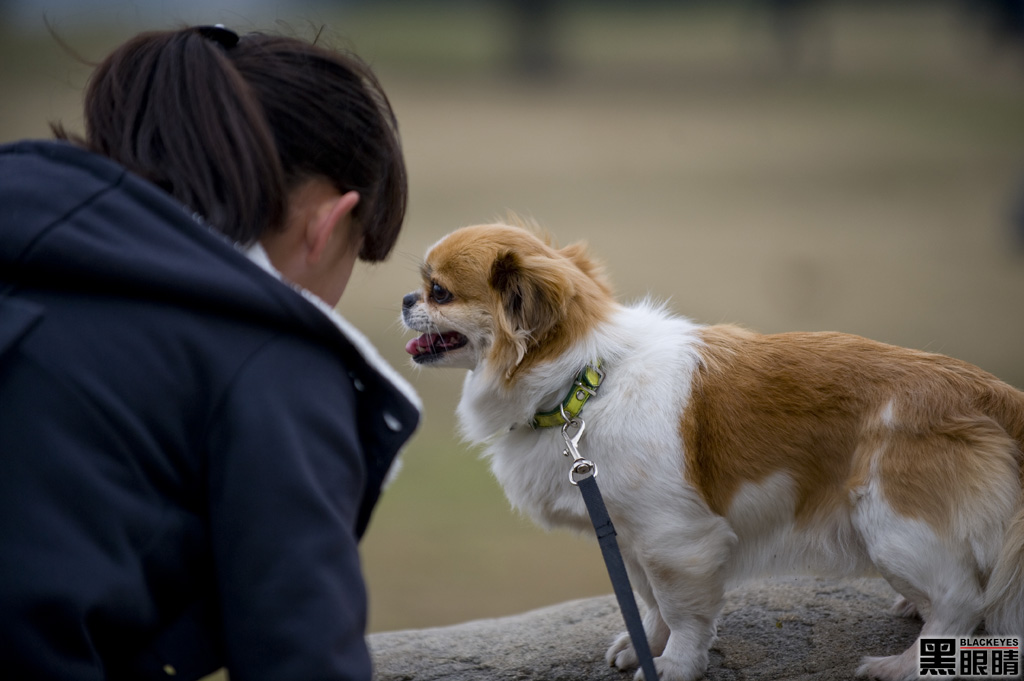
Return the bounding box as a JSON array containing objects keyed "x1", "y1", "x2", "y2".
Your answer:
[{"x1": 401, "y1": 222, "x2": 1024, "y2": 681}]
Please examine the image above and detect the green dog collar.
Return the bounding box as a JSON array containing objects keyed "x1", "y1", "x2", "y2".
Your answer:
[{"x1": 531, "y1": 362, "x2": 605, "y2": 428}]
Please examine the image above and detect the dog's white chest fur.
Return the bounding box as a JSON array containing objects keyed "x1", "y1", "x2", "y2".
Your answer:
[{"x1": 459, "y1": 302, "x2": 706, "y2": 532}]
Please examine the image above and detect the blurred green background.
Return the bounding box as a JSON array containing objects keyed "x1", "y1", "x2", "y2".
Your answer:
[{"x1": 4, "y1": 0, "x2": 1024, "y2": 638}]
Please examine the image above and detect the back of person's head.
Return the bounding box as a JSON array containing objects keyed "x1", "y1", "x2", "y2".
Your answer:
[{"x1": 54, "y1": 25, "x2": 406, "y2": 262}]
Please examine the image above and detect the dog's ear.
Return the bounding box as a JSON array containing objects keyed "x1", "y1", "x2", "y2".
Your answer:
[
  {"x1": 489, "y1": 250, "x2": 575, "y2": 374},
  {"x1": 560, "y1": 241, "x2": 613, "y2": 296}
]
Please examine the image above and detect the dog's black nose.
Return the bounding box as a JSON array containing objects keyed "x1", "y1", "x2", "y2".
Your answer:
[{"x1": 402, "y1": 292, "x2": 420, "y2": 310}]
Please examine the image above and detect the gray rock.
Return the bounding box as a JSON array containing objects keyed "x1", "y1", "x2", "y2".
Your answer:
[{"x1": 369, "y1": 577, "x2": 923, "y2": 680}]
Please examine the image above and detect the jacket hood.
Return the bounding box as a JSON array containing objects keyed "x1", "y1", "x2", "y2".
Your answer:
[
  {"x1": 0, "y1": 139, "x2": 420, "y2": 413},
  {"x1": 2, "y1": 140, "x2": 301, "y2": 326}
]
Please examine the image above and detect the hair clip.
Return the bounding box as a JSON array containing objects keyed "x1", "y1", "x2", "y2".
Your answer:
[{"x1": 195, "y1": 24, "x2": 239, "y2": 50}]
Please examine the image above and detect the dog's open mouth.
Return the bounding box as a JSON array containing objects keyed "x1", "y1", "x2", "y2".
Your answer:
[{"x1": 405, "y1": 331, "x2": 469, "y2": 363}]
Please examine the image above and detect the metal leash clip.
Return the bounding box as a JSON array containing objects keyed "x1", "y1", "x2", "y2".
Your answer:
[{"x1": 560, "y1": 406, "x2": 597, "y2": 485}]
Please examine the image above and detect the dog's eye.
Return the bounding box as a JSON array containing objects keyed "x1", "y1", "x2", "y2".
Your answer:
[{"x1": 431, "y1": 283, "x2": 454, "y2": 304}]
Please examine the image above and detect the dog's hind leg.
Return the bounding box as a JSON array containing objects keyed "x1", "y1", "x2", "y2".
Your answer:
[
  {"x1": 856, "y1": 569, "x2": 984, "y2": 681},
  {"x1": 852, "y1": 479, "x2": 988, "y2": 677},
  {"x1": 853, "y1": 511, "x2": 985, "y2": 680},
  {"x1": 853, "y1": 414, "x2": 1019, "y2": 679},
  {"x1": 889, "y1": 595, "x2": 921, "y2": 620}
]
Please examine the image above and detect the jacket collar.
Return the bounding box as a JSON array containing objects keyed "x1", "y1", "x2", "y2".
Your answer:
[{"x1": 241, "y1": 243, "x2": 421, "y2": 414}]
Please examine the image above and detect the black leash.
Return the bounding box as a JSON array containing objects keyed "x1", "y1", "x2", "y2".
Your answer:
[{"x1": 562, "y1": 417, "x2": 659, "y2": 681}]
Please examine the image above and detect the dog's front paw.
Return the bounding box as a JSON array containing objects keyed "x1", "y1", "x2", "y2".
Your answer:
[
  {"x1": 631, "y1": 653, "x2": 708, "y2": 681},
  {"x1": 606, "y1": 632, "x2": 638, "y2": 670}
]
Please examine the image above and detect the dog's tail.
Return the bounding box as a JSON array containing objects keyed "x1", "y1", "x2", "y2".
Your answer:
[{"x1": 984, "y1": 500, "x2": 1024, "y2": 634}]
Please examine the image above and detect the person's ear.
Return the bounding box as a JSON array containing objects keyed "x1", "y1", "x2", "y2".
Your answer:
[{"x1": 307, "y1": 190, "x2": 360, "y2": 264}]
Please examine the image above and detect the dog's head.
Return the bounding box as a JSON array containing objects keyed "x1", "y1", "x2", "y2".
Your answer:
[{"x1": 402, "y1": 222, "x2": 614, "y2": 381}]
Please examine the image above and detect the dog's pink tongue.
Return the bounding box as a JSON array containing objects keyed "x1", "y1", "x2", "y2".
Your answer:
[{"x1": 405, "y1": 334, "x2": 434, "y2": 356}]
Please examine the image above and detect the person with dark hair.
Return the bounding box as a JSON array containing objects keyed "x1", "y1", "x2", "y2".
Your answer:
[{"x1": 0, "y1": 25, "x2": 420, "y2": 681}]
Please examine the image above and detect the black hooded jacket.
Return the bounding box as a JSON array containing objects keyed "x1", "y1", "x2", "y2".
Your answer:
[{"x1": 0, "y1": 140, "x2": 420, "y2": 680}]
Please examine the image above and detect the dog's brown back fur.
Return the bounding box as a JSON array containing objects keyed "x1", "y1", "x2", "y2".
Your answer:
[{"x1": 682, "y1": 324, "x2": 1024, "y2": 533}]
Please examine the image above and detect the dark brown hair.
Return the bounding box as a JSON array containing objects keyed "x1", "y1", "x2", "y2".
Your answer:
[{"x1": 54, "y1": 26, "x2": 406, "y2": 261}]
